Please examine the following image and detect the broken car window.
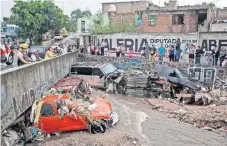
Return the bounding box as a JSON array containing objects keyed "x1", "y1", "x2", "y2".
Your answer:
[
  {"x1": 40, "y1": 104, "x2": 55, "y2": 117},
  {"x1": 93, "y1": 68, "x2": 103, "y2": 76},
  {"x1": 101, "y1": 64, "x2": 117, "y2": 75}
]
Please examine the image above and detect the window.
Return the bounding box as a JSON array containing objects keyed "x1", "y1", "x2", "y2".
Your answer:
[
  {"x1": 40, "y1": 104, "x2": 55, "y2": 117},
  {"x1": 172, "y1": 14, "x2": 184, "y2": 25},
  {"x1": 93, "y1": 68, "x2": 103, "y2": 76},
  {"x1": 81, "y1": 21, "x2": 85, "y2": 33},
  {"x1": 148, "y1": 15, "x2": 157, "y2": 26},
  {"x1": 72, "y1": 67, "x2": 92, "y2": 75},
  {"x1": 101, "y1": 64, "x2": 117, "y2": 75}
]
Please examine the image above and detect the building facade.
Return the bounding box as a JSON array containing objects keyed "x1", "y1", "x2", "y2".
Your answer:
[
  {"x1": 136, "y1": 1, "x2": 213, "y2": 33},
  {"x1": 102, "y1": 0, "x2": 148, "y2": 14}
]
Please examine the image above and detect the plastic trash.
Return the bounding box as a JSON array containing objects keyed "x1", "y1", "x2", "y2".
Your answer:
[{"x1": 88, "y1": 104, "x2": 97, "y2": 111}]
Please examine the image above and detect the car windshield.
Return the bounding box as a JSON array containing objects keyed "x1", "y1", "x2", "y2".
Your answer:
[{"x1": 101, "y1": 64, "x2": 117, "y2": 75}]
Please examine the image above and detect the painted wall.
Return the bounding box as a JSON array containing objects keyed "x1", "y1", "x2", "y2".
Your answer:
[
  {"x1": 1, "y1": 51, "x2": 78, "y2": 130},
  {"x1": 95, "y1": 33, "x2": 198, "y2": 52},
  {"x1": 94, "y1": 32, "x2": 227, "y2": 52},
  {"x1": 199, "y1": 32, "x2": 227, "y2": 51}
]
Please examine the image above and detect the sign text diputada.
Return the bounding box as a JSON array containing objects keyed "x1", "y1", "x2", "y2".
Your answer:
[{"x1": 100, "y1": 38, "x2": 197, "y2": 52}]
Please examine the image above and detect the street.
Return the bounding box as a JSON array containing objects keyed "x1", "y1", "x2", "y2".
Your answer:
[{"x1": 42, "y1": 94, "x2": 227, "y2": 146}]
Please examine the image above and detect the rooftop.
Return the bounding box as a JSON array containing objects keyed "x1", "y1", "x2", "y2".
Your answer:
[{"x1": 101, "y1": 0, "x2": 147, "y2": 4}]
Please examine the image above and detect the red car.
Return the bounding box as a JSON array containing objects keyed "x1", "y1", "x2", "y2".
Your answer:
[{"x1": 32, "y1": 78, "x2": 119, "y2": 134}]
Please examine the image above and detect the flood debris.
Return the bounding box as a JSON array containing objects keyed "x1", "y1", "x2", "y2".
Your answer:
[
  {"x1": 146, "y1": 98, "x2": 227, "y2": 135},
  {"x1": 2, "y1": 77, "x2": 119, "y2": 146}
]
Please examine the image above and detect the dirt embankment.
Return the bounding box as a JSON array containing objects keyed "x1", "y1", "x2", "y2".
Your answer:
[
  {"x1": 40, "y1": 129, "x2": 140, "y2": 146},
  {"x1": 145, "y1": 98, "x2": 227, "y2": 135}
]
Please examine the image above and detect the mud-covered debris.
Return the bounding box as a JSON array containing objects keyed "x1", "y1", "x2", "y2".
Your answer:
[
  {"x1": 1, "y1": 129, "x2": 20, "y2": 146},
  {"x1": 174, "y1": 109, "x2": 188, "y2": 115}
]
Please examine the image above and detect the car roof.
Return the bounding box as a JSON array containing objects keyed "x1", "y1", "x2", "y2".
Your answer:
[
  {"x1": 71, "y1": 62, "x2": 109, "y2": 68},
  {"x1": 41, "y1": 93, "x2": 71, "y2": 103},
  {"x1": 52, "y1": 77, "x2": 82, "y2": 90}
]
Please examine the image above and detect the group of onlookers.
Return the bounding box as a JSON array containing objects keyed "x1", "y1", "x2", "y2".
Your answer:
[
  {"x1": 141, "y1": 38, "x2": 227, "y2": 66},
  {"x1": 81, "y1": 39, "x2": 227, "y2": 66},
  {"x1": 17, "y1": 44, "x2": 57, "y2": 66}
]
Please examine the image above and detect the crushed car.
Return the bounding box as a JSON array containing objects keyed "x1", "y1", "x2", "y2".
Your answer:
[
  {"x1": 69, "y1": 62, "x2": 127, "y2": 94},
  {"x1": 151, "y1": 64, "x2": 208, "y2": 104},
  {"x1": 30, "y1": 78, "x2": 119, "y2": 134}
]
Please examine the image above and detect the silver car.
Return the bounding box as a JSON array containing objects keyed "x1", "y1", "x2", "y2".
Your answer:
[{"x1": 70, "y1": 62, "x2": 119, "y2": 89}]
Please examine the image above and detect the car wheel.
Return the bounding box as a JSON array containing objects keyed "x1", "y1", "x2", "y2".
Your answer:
[
  {"x1": 180, "y1": 88, "x2": 195, "y2": 104},
  {"x1": 6, "y1": 53, "x2": 14, "y2": 65},
  {"x1": 91, "y1": 123, "x2": 106, "y2": 134}
]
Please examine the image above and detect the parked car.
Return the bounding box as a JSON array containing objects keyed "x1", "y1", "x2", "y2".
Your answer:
[
  {"x1": 1, "y1": 34, "x2": 14, "y2": 65},
  {"x1": 69, "y1": 62, "x2": 127, "y2": 93},
  {"x1": 54, "y1": 30, "x2": 63, "y2": 40},
  {"x1": 28, "y1": 45, "x2": 49, "y2": 58},
  {"x1": 32, "y1": 78, "x2": 119, "y2": 134}
]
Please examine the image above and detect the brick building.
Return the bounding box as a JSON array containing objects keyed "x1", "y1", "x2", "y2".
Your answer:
[
  {"x1": 102, "y1": 0, "x2": 148, "y2": 14},
  {"x1": 102, "y1": 0, "x2": 148, "y2": 25},
  {"x1": 136, "y1": 1, "x2": 212, "y2": 33}
]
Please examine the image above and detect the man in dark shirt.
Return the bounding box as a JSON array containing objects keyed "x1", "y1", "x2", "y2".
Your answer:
[
  {"x1": 195, "y1": 46, "x2": 204, "y2": 64},
  {"x1": 212, "y1": 45, "x2": 219, "y2": 66}
]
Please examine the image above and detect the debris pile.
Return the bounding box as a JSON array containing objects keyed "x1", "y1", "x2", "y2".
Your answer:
[
  {"x1": 146, "y1": 98, "x2": 227, "y2": 135},
  {"x1": 2, "y1": 77, "x2": 119, "y2": 146}
]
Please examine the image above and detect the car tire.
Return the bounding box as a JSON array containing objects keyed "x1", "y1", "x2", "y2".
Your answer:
[
  {"x1": 91, "y1": 123, "x2": 106, "y2": 134},
  {"x1": 6, "y1": 52, "x2": 14, "y2": 65},
  {"x1": 180, "y1": 88, "x2": 195, "y2": 104}
]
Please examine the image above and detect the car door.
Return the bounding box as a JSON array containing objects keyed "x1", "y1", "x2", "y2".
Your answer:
[
  {"x1": 39, "y1": 102, "x2": 60, "y2": 133},
  {"x1": 92, "y1": 68, "x2": 105, "y2": 88},
  {"x1": 74, "y1": 67, "x2": 93, "y2": 86},
  {"x1": 59, "y1": 114, "x2": 87, "y2": 132}
]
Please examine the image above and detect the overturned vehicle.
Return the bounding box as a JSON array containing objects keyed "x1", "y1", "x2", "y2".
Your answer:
[{"x1": 151, "y1": 65, "x2": 208, "y2": 104}]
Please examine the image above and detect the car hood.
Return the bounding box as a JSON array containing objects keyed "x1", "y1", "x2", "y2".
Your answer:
[
  {"x1": 89, "y1": 98, "x2": 112, "y2": 119},
  {"x1": 180, "y1": 78, "x2": 202, "y2": 91}
]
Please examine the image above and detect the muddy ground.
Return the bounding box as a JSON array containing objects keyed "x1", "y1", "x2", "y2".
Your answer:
[
  {"x1": 145, "y1": 98, "x2": 227, "y2": 134},
  {"x1": 40, "y1": 92, "x2": 227, "y2": 146}
]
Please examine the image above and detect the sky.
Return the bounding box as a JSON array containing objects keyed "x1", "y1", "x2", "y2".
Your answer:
[{"x1": 1, "y1": 0, "x2": 227, "y2": 21}]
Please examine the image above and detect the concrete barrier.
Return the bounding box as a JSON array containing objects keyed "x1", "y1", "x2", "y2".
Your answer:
[{"x1": 1, "y1": 51, "x2": 78, "y2": 130}]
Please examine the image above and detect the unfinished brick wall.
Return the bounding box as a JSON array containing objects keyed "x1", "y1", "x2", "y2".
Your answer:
[
  {"x1": 216, "y1": 8, "x2": 227, "y2": 19},
  {"x1": 102, "y1": 1, "x2": 148, "y2": 14},
  {"x1": 110, "y1": 13, "x2": 135, "y2": 24},
  {"x1": 141, "y1": 14, "x2": 171, "y2": 33},
  {"x1": 140, "y1": 11, "x2": 198, "y2": 33}
]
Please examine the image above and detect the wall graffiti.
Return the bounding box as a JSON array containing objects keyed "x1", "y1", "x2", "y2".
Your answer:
[
  {"x1": 201, "y1": 39, "x2": 227, "y2": 51},
  {"x1": 1, "y1": 88, "x2": 6, "y2": 106},
  {"x1": 95, "y1": 34, "x2": 197, "y2": 52},
  {"x1": 188, "y1": 67, "x2": 217, "y2": 87},
  {"x1": 12, "y1": 89, "x2": 35, "y2": 117}
]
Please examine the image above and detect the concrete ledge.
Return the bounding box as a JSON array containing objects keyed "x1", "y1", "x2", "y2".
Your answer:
[{"x1": 1, "y1": 51, "x2": 78, "y2": 130}]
